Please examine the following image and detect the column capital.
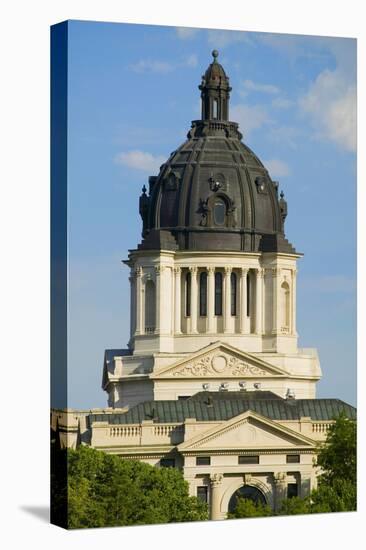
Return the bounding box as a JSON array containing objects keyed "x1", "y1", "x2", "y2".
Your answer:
[
  {"x1": 273, "y1": 472, "x2": 286, "y2": 484},
  {"x1": 210, "y1": 473, "x2": 223, "y2": 487},
  {"x1": 207, "y1": 266, "x2": 215, "y2": 274},
  {"x1": 271, "y1": 267, "x2": 281, "y2": 277},
  {"x1": 135, "y1": 266, "x2": 142, "y2": 277},
  {"x1": 173, "y1": 266, "x2": 181, "y2": 275},
  {"x1": 155, "y1": 265, "x2": 167, "y2": 275},
  {"x1": 240, "y1": 267, "x2": 249, "y2": 276},
  {"x1": 292, "y1": 268, "x2": 298, "y2": 276},
  {"x1": 189, "y1": 266, "x2": 198, "y2": 275},
  {"x1": 224, "y1": 266, "x2": 232, "y2": 275},
  {"x1": 257, "y1": 267, "x2": 265, "y2": 278}
]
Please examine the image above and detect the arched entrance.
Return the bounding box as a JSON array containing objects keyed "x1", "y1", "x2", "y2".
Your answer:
[{"x1": 228, "y1": 484, "x2": 267, "y2": 513}]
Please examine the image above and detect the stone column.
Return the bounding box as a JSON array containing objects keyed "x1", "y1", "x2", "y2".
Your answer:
[
  {"x1": 154, "y1": 266, "x2": 161, "y2": 334},
  {"x1": 223, "y1": 266, "x2": 232, "y2": 334},
  {"x1": 135, "y1": 267, "x2": 144, "y2": 335},
  {"x1": 300, "y1": 472, "x2": 312, "y2": 498},
  {"x1": 240, "y1": 267, "x2": 249, "y2": 334},
  {"x1": 210, "y1": 473, "x2": 223, "y2": 520},
  {"x1": 255, "y1": 268, "x2": 264, "y2": 335},
  {"x1": 291, "y1": 268, "x2": 297, "y2": 335},
  {"x1": 273, "y1": 472, "x2": 287, "y2": 513},
  {"x1": 129, "y1": 271, "x2": 136, "y2": 341},
  {"x1": 189, "y1": 266, "x2": 198, "y2": 334},
  {"x1": 271, "y1": 267, "x2": 280, "y2": 334},
  {"x1": 207, "y1": 267, "x2": 215, "y2": 333},
  {"x1": 174, "y1": 267, "x2": 182, "y2": 334}
]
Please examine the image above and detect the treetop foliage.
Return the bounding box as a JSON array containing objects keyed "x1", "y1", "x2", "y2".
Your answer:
[{"x1": 52, "y1": 445, "x2": 208, "y2": 529}]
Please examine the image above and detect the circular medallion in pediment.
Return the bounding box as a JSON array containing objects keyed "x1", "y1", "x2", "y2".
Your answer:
[{"x1": 211, "y1": 354, "x2": 228, "y2": 373}]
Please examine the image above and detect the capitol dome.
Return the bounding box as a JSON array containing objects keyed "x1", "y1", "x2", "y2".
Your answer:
[{"x1": 138, "y1": 51, "x2": 295, "y2": 254}]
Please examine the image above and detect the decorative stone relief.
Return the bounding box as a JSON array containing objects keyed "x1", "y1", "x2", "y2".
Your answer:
[
  {"x1": 171, "y1": 352, "x2": 271, "y2": 377},
  {"x1": 243, "y1": 473, "x2": 252, "y2": 484},
  {"x1": 255, "y1": 175, "x2": 268, "y2": 194},
  {"x1": 164, "y1": 171, "x2": 180, "y2": 191},
  {"x1": 209, "y1": 173, "x2": 227, "y2": 192}
]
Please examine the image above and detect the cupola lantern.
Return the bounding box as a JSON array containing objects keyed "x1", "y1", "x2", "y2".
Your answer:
[{"x1": 199, "y1": 50, "x2": 231, "y2": 121}]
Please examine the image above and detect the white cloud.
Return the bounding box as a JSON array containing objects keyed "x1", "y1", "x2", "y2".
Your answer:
[
  {"x1": 230, "y1": 103, "x2": 271, "y2": 137},
  {"x1": 207, "y1": 29, "x2": 252, "y2": 48},
  {"x1": 129, "y1": 59, "x2": 173, "y2": 74},
  {"x1": 115, "y1": 150, "x2": 166, "y2": 173},
  {"x1": 130, "y1": 54, "x2": 198, "y2": 73},
  {"x1": 267, "y1": 125, "x2": 301, "y2": 149},
  {"x1": 176, "y1": 27, "x2": 199, "y2": 39},
  {"x1": 299, "y1": 68, "x2": 356, "y2": 152},
  {"x1": 241, "y1": 79, "x2": 280, "y2": 95},
  {"x1": 271, "y1": 96, "x2": 294, "y2": 109},
  {"x1": 263, "y1": 159, "x2": 290, "y2": 178}
]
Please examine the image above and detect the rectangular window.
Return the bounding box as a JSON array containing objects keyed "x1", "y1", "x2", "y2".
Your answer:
[
  {"x1": 238, "y1": 455, "x2": 259, "y2": 464},
  {"x1": 286, "y1": 454, "x2": 300, "y2": 464},
  {"x1": 246, "y1": 273, "x2": 250, "y2": 317},
  {"x1": 160, "y1": 458, "x2": 175, "y2": 468},
  {"x1": 185, "y1": 272, "x2": 191, "y2": 317},
  {"x1": 287, "y1": 483, "x2": 298, "y2": 499},
  {"x1": 231, "y1": 271, "x2": 237, "y2": 316},
  {"x1": 197, "y1": 486, "x2": 208, "y2": 503},
  {"x1": 196, "y1": 456, "x2": 211, "y2": 466},
  {"x1": 214, "y1": 272, "x2": 223, "y2": 316},
  {"x1": 199, "y1": 271, "x2": 207, "y2": 316}
]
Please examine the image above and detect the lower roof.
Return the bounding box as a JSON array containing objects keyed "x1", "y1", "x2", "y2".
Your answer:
[{"x1": 89, "y1": 391, "x2": 356, "y2": 425}]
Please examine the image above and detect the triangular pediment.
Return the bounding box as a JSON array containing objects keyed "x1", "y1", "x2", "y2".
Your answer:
[
  {"x1": 151, "y1": 342, "x2": 287, "y2": 379},
  {"x1": 178, "y1": 410, "x2": 315, "y2": 451}
]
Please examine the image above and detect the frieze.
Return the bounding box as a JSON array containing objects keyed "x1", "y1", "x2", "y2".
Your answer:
[{"x1": 171, "y1": 353, "x2": 270, "y2": 377}]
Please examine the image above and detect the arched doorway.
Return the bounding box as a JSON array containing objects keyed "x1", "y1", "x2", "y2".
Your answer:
[{"x1": 228, "y1": 485, "x2": 267, "y2": 513}]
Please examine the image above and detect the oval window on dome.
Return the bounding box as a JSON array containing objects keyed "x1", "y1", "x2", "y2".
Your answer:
[{"x1": 213, "y1": 199, "x2": 226, "y2": 225}]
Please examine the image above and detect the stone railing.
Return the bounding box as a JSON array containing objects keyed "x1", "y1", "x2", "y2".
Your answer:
[
  {"x1": 110, "y1": 425, "x2": 141, "y2": 437},
  {"x1": 95, "y1": 422, "x2": 185, "y2": 447},
  {"x1": 153, "y1": 424, "x2": 184, "y2": 437},
  {"x1": 312, "y1": 422, "x2": 332, "y2": 434}
]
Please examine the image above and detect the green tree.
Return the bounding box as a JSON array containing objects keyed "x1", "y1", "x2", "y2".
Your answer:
[
  {"x1": 278, "y1": 496, "x2": 311, "y2": 516},
  {"x1": 316, "y1": 413, "x2": 356, "y2": 486},
  {"x1": 227, "y1": 497, "x2": 272, "y2": 519},
  {"x1": 310, "y1": 478, "x2": 356, "y2": 513},
  {"x1": 278, "y1": 414, "x2": 357, "y2": 516},
  {"x1": 53, "y1": 445, "x2": 208, "y2": 529}
]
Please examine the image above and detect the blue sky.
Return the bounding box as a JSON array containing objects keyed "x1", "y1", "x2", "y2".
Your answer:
[{"x1": 66, "y1": 20, "x2": 356, "y2": 408}]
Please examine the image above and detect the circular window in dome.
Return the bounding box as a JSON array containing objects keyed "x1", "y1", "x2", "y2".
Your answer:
[{"x1": 214, "y1": 199, "x2": 226, "y2": 225}]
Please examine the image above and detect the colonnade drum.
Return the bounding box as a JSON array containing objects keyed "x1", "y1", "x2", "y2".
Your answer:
[{"x1": 127, "y1": 252, "x2": 299, "y2": 355}]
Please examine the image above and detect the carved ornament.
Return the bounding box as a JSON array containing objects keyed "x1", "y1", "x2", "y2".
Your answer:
[{"x1": 172, "y1": 353, "x2": 270, "y2": 378}]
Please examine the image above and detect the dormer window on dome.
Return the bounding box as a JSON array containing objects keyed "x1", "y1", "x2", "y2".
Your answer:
[{"x1": 214, "y1": 199, "x2": 226, "y2": 225}]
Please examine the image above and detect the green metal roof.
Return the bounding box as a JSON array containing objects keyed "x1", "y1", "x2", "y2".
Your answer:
[{"x1": 89, "y1": 391, "x2": 356, "y2": 425}]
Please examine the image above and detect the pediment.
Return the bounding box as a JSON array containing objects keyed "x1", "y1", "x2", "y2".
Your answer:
[
  {"x1": 151, "y1": 342, "x2": 287, "y2": 379},
  {"x1": 178, "y1": 410, "x2": 315, "y2": 451}
]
